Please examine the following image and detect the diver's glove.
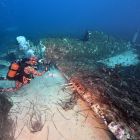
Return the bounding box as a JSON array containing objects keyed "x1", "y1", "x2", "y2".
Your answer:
[{"x1": 38, "y1": 59, "x2": 44, "y2": 64}]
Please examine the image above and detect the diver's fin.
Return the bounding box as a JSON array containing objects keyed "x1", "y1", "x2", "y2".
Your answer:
[
  {"x1": 0, "y1": 77, "x2": 7, "y2": 80},
  {"x1": 132, "y1": 29, "x2": 139, "y2": 44}
]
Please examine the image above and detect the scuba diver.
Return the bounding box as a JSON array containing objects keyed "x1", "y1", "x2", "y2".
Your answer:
[{"x1": 0, "y1": 56, "x2": 48, "y2": 92}]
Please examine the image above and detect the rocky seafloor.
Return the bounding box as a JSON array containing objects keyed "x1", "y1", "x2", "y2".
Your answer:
[{"x1": 0, "y1": 31, "x2": 140, "y2": 140}]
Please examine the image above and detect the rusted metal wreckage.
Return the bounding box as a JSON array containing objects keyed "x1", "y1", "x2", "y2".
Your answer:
[{"x1": 66, "y1": 77, "x2": 137, "y2": 140}]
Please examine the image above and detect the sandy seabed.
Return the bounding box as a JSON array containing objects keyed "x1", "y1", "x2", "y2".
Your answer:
[{"x1": 8, "y1": 68, "x2": 112, "y2": 140}]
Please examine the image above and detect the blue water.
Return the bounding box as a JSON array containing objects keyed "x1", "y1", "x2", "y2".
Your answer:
[{"x1": 0, "y1": 0, "x2": 140, "y2": 50}]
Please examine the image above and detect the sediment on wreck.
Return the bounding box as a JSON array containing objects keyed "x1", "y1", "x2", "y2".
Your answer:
[
  {"x1": 0, "y1": 93, "x2": 13, "y2": 140},
  {"x1": 58, "y1": 66, "x2": 140, "y2": 140},
  {"x1": 44, "y1": 31, "x2": 140, "y2": 140}
]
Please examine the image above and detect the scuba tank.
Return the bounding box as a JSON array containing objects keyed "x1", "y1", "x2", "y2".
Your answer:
[
  {"x1": 7, "y1": 61, "x2": 20, "y2": 80},
  {"x1": 6, "y1": 58, "x2": 36, "y2": 81}
]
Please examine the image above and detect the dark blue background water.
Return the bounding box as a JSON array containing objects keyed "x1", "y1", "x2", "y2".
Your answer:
[{"x1": 0, "y1": 0, "x2": 140, "y2": 51}]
